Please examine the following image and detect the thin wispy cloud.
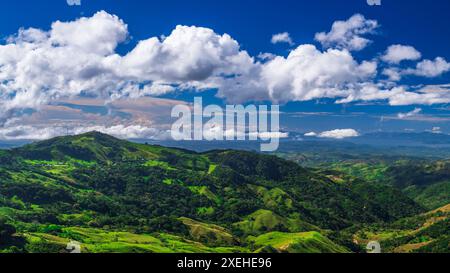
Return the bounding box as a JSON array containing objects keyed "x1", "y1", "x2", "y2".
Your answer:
[
  {"x1": 67, "y1": 0, "x2": 81, "y2": 6},
  {"x1": 398, "y1": 108, "x2": 422, "y2": 119}
]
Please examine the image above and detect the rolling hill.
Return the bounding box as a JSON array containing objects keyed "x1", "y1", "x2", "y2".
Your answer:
[{"x1": 0, "y1": 132, "x2": 448, "y2": 253}]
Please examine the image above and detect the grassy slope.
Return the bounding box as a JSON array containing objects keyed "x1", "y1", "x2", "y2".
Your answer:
[
  {"x1": 234, "y1": 209, "x2": 320, "y2": 236},
  {"x1": 250, "y1": 231, "x2": 350, "y2": 253},
  {"x1": 353, "y1": 204, "x2": 450, "y2": 253},
  {"x1": 23, "y1": 227, "x2": 247, "y2": 253},
  {"x1": 179, "y1": 217, "x2": 238, "y2": 247}
]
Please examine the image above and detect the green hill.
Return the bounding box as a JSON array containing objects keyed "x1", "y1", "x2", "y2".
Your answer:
[{"x1": 0, "y1": 132, "x2": 447, "y2": 253}]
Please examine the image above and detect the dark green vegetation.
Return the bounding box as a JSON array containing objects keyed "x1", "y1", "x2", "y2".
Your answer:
[
  {"x1": 307, "y1": 159, "x2": 450, "y2": 211},
  {"x1": 278, "y1": 150, "x2": 450, "y2": 253},
  {"x1": 0, "y1": 132, "x2": 448, "y2": 253},
  {"x1": 352, "y1": 205, "x2": 449, "y2": 253}
]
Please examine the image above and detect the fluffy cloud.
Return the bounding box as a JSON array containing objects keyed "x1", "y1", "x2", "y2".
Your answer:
[
  {"x1": 0, "y1": 11, "x2": 130, "y2": 114},
  {"x1": 338, "y1": 84, "x2": 450, "y2": 106},
  {"x1": 118, "y1": 25, "x2": 254, "y2": 82},
  {"x1": 318, "y1": 129, "x2": 360, "y2": 139},
  {"x1": 260, "y1": 45, "x2": 377, "y2": 101},
  {"x1": 201, "y1": 124, "x2": 289, "y2": 141},
  {"x1": 431, "y1": 127, "x2": 442, "y2": 134},
  {"x1": 0, "y1": 124, "x2": 169, "y2": 141},
  {"x1": 257, "y1": 52, "x2": 276, "y2": 61},
  {"x1": 50, "y1": 11, "x2": 127, "y2": 56},
  {"x1": 0, "y1": 12, "x2": 254, "y2": 121},
  {"x1": 304, "y1": 129, "x2": 360, "y2": 139},
  {"x1": 315, "y1": 14, "x2": 378, "y2": 51},
  {"x1": 407, "y1": 57, "x2": 450, "y2": 77},
  {"x1": 0, "y1": 95, "x2": 188, "y2": 141},
  {"x1": 218, "y1": 44, "x2": 378, "y2": 103},
  {"x1": 382, "y1": 68, "x2": 402, "y2": 81},
  {"x1": 304, "y1": 132, "x2": 317, "y2": 137},
  {"x1": 383, "y1": 57, "x2": 450, "y2": 81},
  {"x1": 381, "y1": 45, "x2": 422, "y2": 64},
  {"x1": 1, "y1": 11, "x2": 450, "y2": 127},
  {"x1": 271, "y1": 32, "x2": 294, "y2": 45}
]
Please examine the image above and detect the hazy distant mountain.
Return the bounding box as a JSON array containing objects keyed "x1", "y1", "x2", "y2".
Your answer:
[
  {"x1": 348, "y1": 132, "x2": 450, "y2": 147},
  {"x1": 0, "y1": 140, "x2": 29, "y2": 149}
]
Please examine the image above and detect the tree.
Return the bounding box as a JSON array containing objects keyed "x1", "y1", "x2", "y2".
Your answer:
[{"x1": 0, "y1": 217, "x2": 16, "y2": 245}]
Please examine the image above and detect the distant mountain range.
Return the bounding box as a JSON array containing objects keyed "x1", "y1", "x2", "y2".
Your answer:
[
  {"x1": 291, "y1": 131, "x2": 450, "y2": 146},
  {"x1": 2, "y1": 131, "x2": 449, "y2": 148},
  {"x1": 139, "y1": 132, "x2": 450, "y2": 159},
  {"x1": 346, "y1": 132, "x2": 450, "y2": 146}
]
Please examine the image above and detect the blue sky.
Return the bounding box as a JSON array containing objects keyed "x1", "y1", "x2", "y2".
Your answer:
[
  {"x1": 3, "y1": 0, "x2": 449, "y2": 59},
  {"x1": 0, "y1": 0, "x2": 449, "y2": 140}
]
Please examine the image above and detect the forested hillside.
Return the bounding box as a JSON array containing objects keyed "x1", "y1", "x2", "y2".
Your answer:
[{"x1": 0, "y1": 132, "x2": 448, "y2": 253}]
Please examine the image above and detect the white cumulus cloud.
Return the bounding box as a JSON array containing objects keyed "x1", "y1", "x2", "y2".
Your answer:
[
  {"x1": 385, "y1": 57, "x2": 450, "y2": 81},
  {"x1": 407, "y1": 57, "x2": 450, "y2": 77},
  {"x1": 217, "y1": 44, "x2": 378, "y2": 103},
  {"x1": 315, "y1": 14, "x2": 378, "y2": 51},
  {"x1": 381, "y1": 45, "x2": 422, "y2": 64},
  {"x1": 271, "y1": 32, "x2": 294, "y2": 45},
  {"x1": 118, "y1": 25, "x2": 254, "y2": 82},
  {"x1": 0, "y1": 124, "x2": 169, "y2": 141},
  {"x1": 1, "y1": 11, "x2": 450, "y2": 128},
  {"x1": 304, "y1": 132, "x2": 317, "y2": 137},
  {"x1": 318, "y1": 129, "x2": 360, "y2": 139},
  {"x1": 51, "y1": 11, "x2": 127, "y2": 55},
  {"x1": 0, "y1": 12, "x2": 254, "y2": 122}
]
